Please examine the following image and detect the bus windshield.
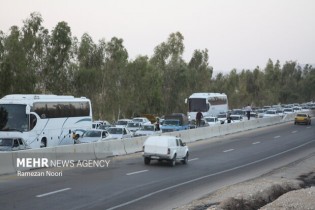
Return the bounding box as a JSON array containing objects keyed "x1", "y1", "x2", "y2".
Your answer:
[
  {"x1": 188, "y1": 98, "x2": 208, "y2": 112},
  {"x1": 0, "y1": 104, "x2": 28, "y2": 132}
]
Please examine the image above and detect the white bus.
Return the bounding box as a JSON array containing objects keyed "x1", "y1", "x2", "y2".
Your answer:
[
  {"x1": 0, "y1": 94, "x2": 92, "y2": 148},
  {"x1": 186, "y1": 93, "x2": 228, "y2": 121}
]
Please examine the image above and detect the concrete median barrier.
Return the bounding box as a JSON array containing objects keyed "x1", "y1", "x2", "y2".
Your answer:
[
  {"x1": 54, "y1": 143, "x2": 95, "y2": 162},
  {"x1": 101, "y1": 139, "x2": 127, "y2": 156},
  {"x1": 94, "y1": 141, "x2": 114, "y2": 159},
  {"x1": 122, "y1": 137, "x2": 146, "y2": 154}
]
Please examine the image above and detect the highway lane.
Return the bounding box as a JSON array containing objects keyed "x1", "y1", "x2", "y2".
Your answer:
[{"x1": 0, "y1": 119, "x2": 314, "y2": 210}]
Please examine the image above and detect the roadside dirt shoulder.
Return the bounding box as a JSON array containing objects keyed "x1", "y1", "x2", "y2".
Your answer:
[{"x1": 175, "y1": 152, "x2": 315, "y2": 210}]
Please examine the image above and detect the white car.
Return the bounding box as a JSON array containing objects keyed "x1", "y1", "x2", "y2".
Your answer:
[
  {"x1": 92, "y1": 120, "x2": 111, "y2": 129},
  {"x1": 276, "y1": 109, "x2": 284, "y2": 117},
  {"x1": 228, "y1": 114, "x2": 243, "y2": 123},
  {"x1": 301, "y1": 106, "x2": 310, "y2": 112},
  {"x1": 134, "y1": 124, "x2": 161, "y2": 137},
  {"x1": 283, "y1": 108, "x2": 294, "y2": 114},
  {"x1": 143, "y1": 135, "x2": 189, "y2": 166},
  {"x1": 204, "y1": 117, "x2": 220, "y2": 126},
  {"x1": 78, "y1": 129, "x2": 112, "y2": 143},
  {"x1": 115, "y1": 119, "x2": 133, "y2": 128},
  {"x1": 132, "y1": 117, "x2": 151, "y2": 125},
  {"x1": 107, "y1": 127, "x2": 133, "y2": 139},
  {"x1": 256, "y1": 109, "x2": 267, "y2": 118},
  {"x1": 126, "y1": 122, "x2": 142, "y2": 133},
  {"x1": 263, "y1": 109, "x2": 278, "y2": 117},
  {"x1": 292, "y1": 106, "x2": 302, "y2": 112},
  {"x1": 217, "y1": 113, "x2": 227, "y2": 123}
]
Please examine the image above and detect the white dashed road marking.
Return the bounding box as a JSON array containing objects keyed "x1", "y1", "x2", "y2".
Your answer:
[
  {"x1": 36, "y1": 188, "x2": 71, "y2": 198},
  {"x1": 223, "y1": 149, "x2": 234, "y2": 153},
  {"x1": 252, "y1": 142, "x2": 260, "y2": 145},
  {"x1": 126, "y1": 170, "x2": 149, "y2": 176},
  {"x1": 274, "y1": 136, "x2": 281, "y2": 139}
]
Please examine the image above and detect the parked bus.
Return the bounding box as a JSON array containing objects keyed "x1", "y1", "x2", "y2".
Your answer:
[
  {"x1": 0, "y1": 94, "x2": 92, "y2": 148},
  {"x1": 186, "y1": 93, "x2": 228, "y2": 121}
]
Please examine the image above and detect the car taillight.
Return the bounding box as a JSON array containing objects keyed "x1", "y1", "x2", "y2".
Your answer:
[{"x1": 167, "y1": 148, "x2": 170, "y2": 154}]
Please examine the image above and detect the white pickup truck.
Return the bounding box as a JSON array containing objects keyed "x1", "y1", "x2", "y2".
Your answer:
[{"x1": 142, "y1": 135, "x2": 189, "y2": 166}]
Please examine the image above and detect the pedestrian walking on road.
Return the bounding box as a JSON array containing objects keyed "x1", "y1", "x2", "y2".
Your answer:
[{"x1": 245, "y1": 104, "x2": 252, "y2": 120}]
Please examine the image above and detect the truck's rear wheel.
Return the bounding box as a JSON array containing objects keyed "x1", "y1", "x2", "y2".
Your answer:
[
  {"x1": 144, "y1": 157, "x2": 151, "y2": 165},
  {"x1": 182, "y1": 152, "x2": 189, "y2": 164},
  {"x1": 170, "y1": 154, "x2": 176, "y2": 167}
]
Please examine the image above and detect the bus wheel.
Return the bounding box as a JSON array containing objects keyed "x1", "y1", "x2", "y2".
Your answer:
[{"x1": 40, "y1": 138, "x2": 47, "y2": 148}]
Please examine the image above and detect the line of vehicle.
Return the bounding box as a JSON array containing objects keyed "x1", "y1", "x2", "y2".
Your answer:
[
  {"x1": 107, "y1": 138, "x2": 315, "y2": 210},
  {"x1": 126, "y1": 170, "x2": 149, "y2": 176},
  {"x1": 36, "y1": 188, "x2": 71, "y2": 198}
]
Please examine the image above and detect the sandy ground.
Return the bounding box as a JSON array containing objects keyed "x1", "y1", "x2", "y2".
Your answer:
[{"x1": 175, "y1": 152, "x2": 315, "y2": 210}]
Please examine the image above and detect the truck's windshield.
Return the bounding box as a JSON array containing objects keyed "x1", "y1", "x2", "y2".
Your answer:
[{"x1": 0, "y1": 104, "x2": 28, "y2": 132}]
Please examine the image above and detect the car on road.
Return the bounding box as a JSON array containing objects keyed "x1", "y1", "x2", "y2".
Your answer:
[
  {"x1": 78, "y1": 129, "x2": 112, "y2": 143},
  {"x1": 134, "y1": 124, "x2": 161, "y2": 137},
  {"x1": 204, "y1": 116, "x2": 220, "y2": 126},
  {"x1": 115, "y1": 119, "x2": 133, "y2": 128},
  {"x1": 263, "y1": 109, "x2": 278, "y2": 118},
  {"x1": 92, "y1": 120, "x2": 111, "y2": 129},
  {"x1": 132, "y1": 117, "x2": 151, "y2": 125},
  {"x1": 143, "y1": 135, "x2": 189, "y2": 166},
  {"x1": 231, "y1": 109, "x2": 245, "y2": 116},
  {"x1": 283, "y1": 108, "x2": 294, "y2": 114},
  {"x1": 256, "y1": 109, "x2": 267, "y2": 118},
  {"x1": 0, "y1": 138, "x2": 30, "y2": 151},
  {"x1": 107, "y1": 127, "x2": 133, "y2": 139},
  {"x1": 301, "y1": 106, "x2": 310, "y2": 112},
  {"x1": 294, "y1": 113, "x2": 311, "y2": 125},
  {"x1": 217, "y1": 113, "x2": 227, "y2": 123},
  {"x1": 222, "y1": 114, "x2": 243, "y2": 124},
  {"x1": 126, "y1": 122, "x2": 142, "y2": 133},
  {"x1": 293, "y1": 106, "x2": 302, "y2": 112},
  {"x1": 276, "y1": 109, "x2": 284, "y2": 117},
  {"x1": 231, "y1": 114, "x2": 243, "y2": 122}
]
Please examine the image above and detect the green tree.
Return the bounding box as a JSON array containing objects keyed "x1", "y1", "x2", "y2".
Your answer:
[
  {"x1": 104, "y1": 37, "x2": 128, "y2": 120},
  {"x1": 44, "y1": 21, "x2": 73, "y2": 94},
  {"x1": 279, "y1": 61, "x2": 300, "y2": 103},
  {"x1": 0, "y1": 26, "x2": 31, "y2": 94},
  {"x1": 21, "y1": 12, "x2": 49, "y2": 93},
  {"x1": 187, "y1": 49, "x2": 213, "y2": 92},
  {"x1": 150, "y1": 32, "x2": 187, "y2": 114},
  {"x1": 301, "y1": 65, "x2": 315, "y2": 101}
]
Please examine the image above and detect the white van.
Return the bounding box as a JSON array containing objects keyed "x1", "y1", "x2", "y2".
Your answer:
[{"x1": 143, "y1": 135, "x2": 189, "y2": 166}]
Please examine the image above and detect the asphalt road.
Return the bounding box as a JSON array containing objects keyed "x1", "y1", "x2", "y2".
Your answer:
[{"x1": 0, "y1": 118, "x2": 314, "y2": 210}]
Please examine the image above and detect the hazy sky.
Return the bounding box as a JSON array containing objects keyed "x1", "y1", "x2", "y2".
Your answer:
[{"x1": 1, "y1": 0, "x2": 314, "y2": 74}]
